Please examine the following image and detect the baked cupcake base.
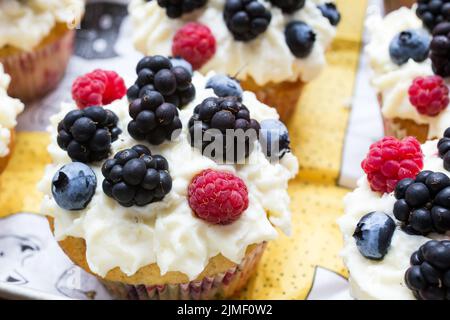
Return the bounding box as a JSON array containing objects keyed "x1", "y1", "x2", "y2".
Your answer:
[
  {"x1": 0, "y1": 130, "x2": 14, "y2": 174},
  {"x1": 384, "y1": 0, "x2": 416, "y2": 13},
  {"x1": 0, "y1": 23, "x2": 75, "y2": 102},
  {"x1": 378, "y1": 95, "x2": 430, "y2": 143},
  {"x1": 241, "y1": 77, "x2": 302, "y2": 123},
  {"x1": 49, "y1": 217, "x2": 265, "y2": 300}
]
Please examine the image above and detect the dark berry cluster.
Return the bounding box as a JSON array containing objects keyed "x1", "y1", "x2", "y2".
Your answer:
[
  {"x1": 128, "y1": 91, "x2": 182, "y2": 145},
  {"x1": 438, "y1": 127, "x2": 450, "y2": 170},
  {"x1": 405, "y1": 240, "x2": 450, "y2": 300},
  {"x1": 127, "y1": 55, "x2": 195, "y2": 109},
  {"x1": 57, "y1": 106, "x2": 122, "y2": 163},
  {"x1": 317, "y1": 3, "x2": 341, "y2": 26},
  {"x1": 223, "y1": 0, "x2": 272, "y2": 41},
  {"x1": 430, "y1": 22, "x2": 450, "y2": 77},
  {"x1": 416, "y1": 0, "x2": 450, "y2": 32},
  {"x1": 156, "y1": 0, "x2": 207, "y2": 18},
  {"x1": 285, "y1": 21, "x2": 316, "y2": 58},
  {"x1": 102, "y1": 145, "x2": 172, "y2": 207},
  {"x1": 268, "y1": 0, "x2": 305, "y2": 13},
  {"x1": 393, "y1": 171, "x2": 450, "y2": 235},
  {"x1": 188, "y1": 96, "x2": 260, "y2": 163}
]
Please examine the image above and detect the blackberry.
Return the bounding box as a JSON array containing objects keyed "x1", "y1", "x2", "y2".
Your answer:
[
  {"x1": 430, "y1": 22, "x2": 450, "y2": 77},
  {"x1": 156, "y1": 0, "x2": 207, "y2": 18},
  {"x1": 285, "y1": 21, "x2": 316, "y2": 58},
  {"x1": 438, "y1": 127, "x2": 450, "y2": 170},
  {"x1": 223, "y1": 0, "x2": 272, "y2": 41},
  {"x1": 393, "y1": 171, "x2": 450, "y2": 235},
  {"x1": 317, "y1": 3, "x2": 341, "y2": 26},
  {"x1": 416, "y1": 0, "x2": 450, "y2": 32},
  {"x1": 268, "y1": 0, "x2": 305, "y2": 13},
  {"x1": 127, "y1": 91, "x2": 182, "y2": 145},
  {"x1": 405, "y1": 240, "x2": 450, "y2": 300},
  {"x1": 102, "y1": 145, "x2": 172, "y2": 207},
  {"x1": 57, "y1": 106, "x2": 122, "y2": 163},
  {"x1": 127, "y1": 55, "x2": 195, "y2": 109},
  {"x1": 188, "y1": 96, "x2": 260, "y2": 163}
]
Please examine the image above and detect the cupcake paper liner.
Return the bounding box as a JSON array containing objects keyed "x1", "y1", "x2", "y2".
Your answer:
[
  {"x1": 100, "y1": 243, "x2": 266, "y2": 300},
  {"x1": 378, "y1": 94, "x2": 430, "y2": 143},
  {"x1": 241, "y1": 77, "x2": 303, "y2": 123},
  {"x1": 0, "y1": 28, "x2": 75, "y2": 102}
]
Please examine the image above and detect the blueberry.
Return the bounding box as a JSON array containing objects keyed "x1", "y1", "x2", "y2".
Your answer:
[
  {"x1": 317, "y1": 3, "x2": 341, "y2": 26},
  {"x1": 353, "y1": 211, "x2": 396, "y2": 260},
  {"x1": 205, "y1": 74, "x2": 243, "y2": 99},
  {"x1": 405, "y1": 183, "x2": 431, "y2": 207},
  {"x1": 284, "y1": 21, "x2": 316, "y2": 58},
  {"x1": 169, "y1": 57, "x2": 193, "y2": 75},
  {"x1": 389, "y1": 30, "x2": 430, "y2": 66},
  {"x1": 259, "y1": 119, "x2": 291, "y2": 160},
  {"x1": 52, "y1": 162, "x2": 97, "y2": 211}
]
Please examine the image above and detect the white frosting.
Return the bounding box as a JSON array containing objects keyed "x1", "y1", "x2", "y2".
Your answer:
[
  {"x1": 366, "y1": 7, "x2": 450, "y2": 139},
  {"x1": 128, "y1": 0, "x2": 336, "y2": 86},
  {"x1": 339, "y1": 141, "x2": 450, "y2": 300},
  {"x1": 0, "y1": 0, "x2": 85, "y2": 51},
  {"x1": 38, "y1": 71, "x2": 299, "y2": 280},
  {"x1": 0, "y1": 63, "x2": 24, "y2": 158}
]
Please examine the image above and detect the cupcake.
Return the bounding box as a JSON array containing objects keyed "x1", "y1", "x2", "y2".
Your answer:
[
  {"x1": 338, "y1": 134, "x2": 450, "y2": 300},
  {"x1": 0, "y1": 0, "x2": 85, "y2": 102},
  {"x1": 0, "y1": 63, "x2": 24, "y2": 173},
  {"x1": 38, "y1": 56, "x2": 299, "y2": 300},
  {"x1": 128, "y1": 0, "x2": 340, "y2": 121},
  {"x1": 366, "y1": 3, "x2": 450, "y2": 143}
]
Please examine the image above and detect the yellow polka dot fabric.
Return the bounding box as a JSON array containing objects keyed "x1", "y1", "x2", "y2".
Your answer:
[{"x1": 0, "y1": 0, "x2": 367, "y2": 300}]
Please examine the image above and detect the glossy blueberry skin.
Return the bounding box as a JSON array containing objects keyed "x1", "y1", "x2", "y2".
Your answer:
[
  {"x1": 353, "y1": 211, "x2": 396, "y2": 260},
  {"x1": 52, "y1": 162, "x2": 97, "y2": 211},
  {"x1": 284, "y1": 21, "x2": 316, "y2": 58},
  {"x1": 389, "y1": 30, "x2": 430, "y2": 66},
  {"x1": 205, "y1": 74, "x2": 243, "y2": 99},
  {"x1": 259, "y1": 119, "x2": 291, "y2": 160}
]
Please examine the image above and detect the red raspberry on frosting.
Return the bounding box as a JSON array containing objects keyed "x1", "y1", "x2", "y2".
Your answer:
[
  {"x1": 408, "y1": 75, "x2": 449, "y2": 117},
  {"x1": 172, "y1": 22, "x2": 216, "y2": 70},
  {"x1": 361, "y1": 136, "x2": 423, "y2": 193},
  {"x1": 188, "y1": 169, "x2": 248, "y2": 225},
  {"x1": 72, "y1": 69, "x2": 126, "y2": 109}
]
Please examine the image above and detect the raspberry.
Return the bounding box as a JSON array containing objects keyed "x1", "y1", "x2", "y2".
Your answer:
[
  {"x1": 188, "y1": 169, "x2": 248, "y2": 224},
  {"x1": 408, "y1": 76, "x2": 449, "y2": 116},
  {"x1": 361, "y1": 136, "x2": 424, "y2": 194},
  {"x1": 172, "y1": 22, "x2": 216, "y2": 70},
  {"x1": 72, "y1": 69, "x2": 126, "y2": 109}
]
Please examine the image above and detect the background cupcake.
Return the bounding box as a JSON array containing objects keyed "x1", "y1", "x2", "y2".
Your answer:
[
  {"x1": 339, "y1": 134, "x2": 450, "y2": 300},
  {"x1": 384, "y1": 0, "x2": 416, "y2": 13},
  {"x1": 0, "y1": 0, "x2": 84, "y2": 102},
  {"x1": 38, "y1": 56, "x2": 298, "y2": 300},
  {"x1": 128, "y1": 0, "x2": 340, "y2": 121},
  {"x1": 366, "y1": 3, "x2": 450, "y2": 143},
  {"x1": 0, "y1": 63, "x2": 24, "y2": 173}
]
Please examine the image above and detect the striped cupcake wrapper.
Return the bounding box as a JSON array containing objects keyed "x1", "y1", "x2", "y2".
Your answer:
[
  {"x1": 0, "y1": 28, "x2": 75, "y2": 102},
  {"x1": 100, "y1": 243, "x2": 266, "y2": 300}
]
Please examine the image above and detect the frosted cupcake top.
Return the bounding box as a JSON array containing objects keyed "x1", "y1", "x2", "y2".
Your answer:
[
  {"x1": 0, "y1": 63, "x2": 24, "y2": 158},
  {"x1": 0, "y1": 0, "x2": 85, "y2": 51},
  {"x1": 366, "y1": 6, "x2": 450, "y2": 140},
  {"x1": 128, "y1": 0, "x2": 339, "y2": 86},
  {"x1": 338, "y1": 135, "x2": 450, "y2": 300},
  {"x1": 38, "y1": 58, "x2": 298, "y2": 280}
]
